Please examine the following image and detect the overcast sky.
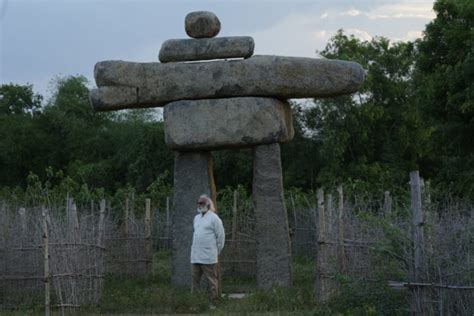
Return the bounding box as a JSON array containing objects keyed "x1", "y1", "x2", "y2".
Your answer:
[{"x1": 1, "y1": 0, "x2": 435, "y2": 99}]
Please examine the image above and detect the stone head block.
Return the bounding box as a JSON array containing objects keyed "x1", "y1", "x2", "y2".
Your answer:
[
  {"x1": 164, "y1": 97, "x2": 294, "y2": 150},
  {"x1": 185, "y1": 11, "x2": 221, "y2": 39}
]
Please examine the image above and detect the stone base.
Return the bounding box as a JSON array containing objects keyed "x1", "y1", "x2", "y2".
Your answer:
[
  {"x1": 171, "y1": 151, "x2": 215, "y2": 287},
  {"x1": 252, "y1": 143, "x2": 292, "y2": 288}
]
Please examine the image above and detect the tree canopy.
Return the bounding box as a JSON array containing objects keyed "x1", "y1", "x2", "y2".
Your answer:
[{"x1": 0, "y1": 0, "x2": 473, "y2": 199}]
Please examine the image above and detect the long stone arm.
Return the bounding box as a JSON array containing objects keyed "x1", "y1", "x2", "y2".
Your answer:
[{"x1": 90, "y1": 55, "x2": 364, "y2": 111}]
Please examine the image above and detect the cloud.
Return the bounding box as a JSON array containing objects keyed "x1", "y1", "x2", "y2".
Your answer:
[
  {"x1": 250, "y1": 13, "x2": 328, "y2": 58},
  {"x1": 249, "y1": 1, "x2": 434, "y2": 58},
  {"x1": 342, "y1": 9, "x2": 363, "y2": 17},
  {"x1": 393, "y1": 30, "x2": 424, "y2": 42},
  {"x1": 345, "y1": 28, "x2": 373, "y2": 41},
  {"x1": 313, "y1": 30, "x2": 327, "y2": 39},
  {"x1": 340, "y1": 2, "x2": 435, "y2": 20}
]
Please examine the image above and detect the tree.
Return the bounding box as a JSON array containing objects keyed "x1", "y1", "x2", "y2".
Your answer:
[
  {"x1": 0, "y1": 83, "x2": 42, "y2": 116},
  {"x1": 0, "y1": 83, "x2": 46, "y2": 186},
  {"x1": 414, "y1": 0, "x2": 474, "y2": 196},
  {"x1": 302, "y1": 30, "x2": 430, "y2": 190}
]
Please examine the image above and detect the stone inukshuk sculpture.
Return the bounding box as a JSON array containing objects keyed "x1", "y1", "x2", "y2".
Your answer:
[{"x1": 90, "y1": 11, "x2": 364, "y2": 289}]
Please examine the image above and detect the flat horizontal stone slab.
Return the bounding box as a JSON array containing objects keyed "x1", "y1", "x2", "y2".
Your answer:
[
  {"x1": 164, "y1": 97, "x2": 294, "y2": 150},
  {"x1": 159, "y1": 36, "x2": 254, "y2": 63},
  {"x1": 91, "y1": 55, "x2": 364, "y2": 111}
]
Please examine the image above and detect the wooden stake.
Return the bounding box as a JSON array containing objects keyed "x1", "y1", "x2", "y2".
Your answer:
[
  {"x1": 326, "y1": 194, "x2": 333, "y2": 237},
  {"x1": 290, "y1": 193, "x2": 298, "y2": 250},
  {"x1": 165, "y1": 196, "x2": 170, "y2": 247},
  {"x1": 337, "y1": 185, "x2": 345, "y2": 272},
  {"x1": 231, "y1": 190, "x2": 238, "y2": 246},
  {"x1": 19, "y1": 207, "x2": 26, "y2": 232},
  {"x1": 383, "y1": 191, "x2": 392, "y2": 216},
  {"x1": 131, "y1": 192, "x2": 135, "y2": 218},
  {"x1": 42, "y1": 206, "x2": 50, "y2": 316},
  {"x1": 145, "y1": 198, "x2": 152, "y2": 273},
  {"x1": 166, "y1": 196, "x2": 170, "y2": 224},
  {"x1": 125, "y1": 198, "x2": 129, "y2": 236},
  {"x1": 98, "y1": 199, "x2": 106, "y2": 247},
  {"x1": 410, "y1": 171, "x2": 425, "y2": 280},
  {"x1": 316, "y1": 189, "x2": 329, "y2": 302},
  {"x1": 19, "y1": 207, "x2": 26, "y2": 246},
  {"x1": 410, "y1": 170, "x2": 426, "y2": 314},
  {"x1": 145, "y1": 199, "x2": 151, "y2": 239},
  {"x1": 70, "y1": 200, "x2": 80, "y2": 242}
]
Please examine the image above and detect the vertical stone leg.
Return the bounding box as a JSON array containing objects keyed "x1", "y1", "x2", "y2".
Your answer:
[
  {"x1": 253, "y1": 143, "x2": 292, "y2": 288},
  {"x1": 171, "y1": 151, "x2": 215, "y2": 287}
]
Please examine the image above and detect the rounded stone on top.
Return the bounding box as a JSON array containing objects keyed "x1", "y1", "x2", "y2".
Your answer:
[{"x1": 185, "y1": 11, "x2": 221, "y2": 38}]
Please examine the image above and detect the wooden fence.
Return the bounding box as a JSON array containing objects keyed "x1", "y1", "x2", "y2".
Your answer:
[
  {"x1": 314, "y1": 171, "x2": 474, "y2": 315},
  {"x1": 1, "y1": 196, "x2": 157, "y2": 314},
  {"x1": 1, "y1": 171, "x2": 473, "y2": 314},
  {"x1": 0, "y1": 199, "x2": 106, "y2": 315}
]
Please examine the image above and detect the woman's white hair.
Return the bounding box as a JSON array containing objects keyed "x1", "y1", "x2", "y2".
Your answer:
[{"x1": 199, "y1": 194, "x2": 215, "y2": 212}]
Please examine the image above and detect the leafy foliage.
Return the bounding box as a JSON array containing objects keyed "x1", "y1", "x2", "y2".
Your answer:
[
  {"x1": 414, "y1": 0, "x2": 474, "y2": 197},
  {"x1": 0, "y1": 0, "x2": 473, "y2": 199},
  {"x1": 303, "y1": 30, "x2": 429, "y2": 190}
]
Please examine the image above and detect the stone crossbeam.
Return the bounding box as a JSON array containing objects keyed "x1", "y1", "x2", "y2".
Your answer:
[{"x1": 90, "y1": 55, "x2": 364, "y2": 111}]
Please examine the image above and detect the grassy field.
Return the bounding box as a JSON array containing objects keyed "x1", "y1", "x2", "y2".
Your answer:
[{"x1": 1, "y1": 250, "x2": 407, "y2": 315}]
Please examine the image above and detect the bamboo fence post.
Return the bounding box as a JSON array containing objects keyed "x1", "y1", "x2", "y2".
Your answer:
[
  {"x1": 19, "y1": 207, "x2": 26, "y2": 232},
  {"x1": 383, "y1": 191, "x2": 392, "y2": 216},
  {"x1": 19, "y1": 207, "x2": 26, "y2": 245},
  {"x1": 70, "y1": 200, "x2": 80, "y2": 242},
  {"x1": 326, "y1": 194, "x2": 334, "y2": 237},
  {"x1": 231, "y1": 190, "x2": 239, "y2": 271},
  {"x1": 145, "y1": 198, "x2": 152, "y2": 273},
  {"x1": 131, "y1": 193, "x2": 135, "y2": 218},
  {"x1": 165, "y1": 196, "x2": 171, "y2": 248},
  {"x1": 124, "y1": 198, "x2": 130, "y2": 274},
  {"x1": 69, "y1": 199, "x2": 80, "y2": 308},
  {"x1": 425, "y1": 180, "x2": 431, "y2": 205},
  {"x1": 410, "y1": 170, "x2": 426, "y2": 314},
  {"x1": 337, "y1": 185, "x2": 346, "y2": 272},
  {"x1": 93, "y1": 199, "x2": 106, "y2": 304},
  {"x1": 42, "y1": 206, "x2": 51, "y2": 316},
  {"x1": 98, "y1": 199, "x2": 106, "y2": 247},
  {"x1": 325, "y1": 193, "x2": 336, "y2": 273},
  {"x1": 125, "y1": 198, "x2": 129, "y2": 236},
  {"x1": 316, "y1": 188, "x2": 333, "y2": 302},
  {"x1": 290, "y1": 193, "x2": 297, "y2": 252},
  {"x1": 145, "y1": 199, "x2": 151, "y2": 238},
  {"x1": 90, "y1": 200, "x2": 94, "y2": 216}
]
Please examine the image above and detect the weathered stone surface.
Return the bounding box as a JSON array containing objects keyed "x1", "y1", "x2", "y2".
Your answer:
[
  {"x1": 171, "y1": 151, "x2": 215, "y2": 287},
  {"x1": 164, "y1": 97, "x2": 294, "y2": 150},
  {"x1": 89, "y1": 86, "x2": 138, "y2": 110},
  {"x1": 185, "y1": 11, "x2": 221, "y2": 38},
  {"x1": 159, "y1": 36, "x2": 254, "y2": 63},
  {"x1": 91, "y1": 55, "x2": 364, "y2": 111},
  {"x1": 253, "y1": 143, "x2": 292, "y2": 288}
]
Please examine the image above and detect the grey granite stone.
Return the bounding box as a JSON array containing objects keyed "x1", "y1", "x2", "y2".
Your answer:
[
  {"x1": 171, "y1": 151, "x2": 214, "y2": 287},
  {"x1": 164, "y1": 97, "x2": 294, "y2": 150},
  {"x1": 89, "y1": 86, "x2": 138, "y2": 111},
  {"x1": 159, "y1": 36, "x2": 254, "y2": 63},
  {"x1": 253, "y1": 143, "x2": 292, "y2": 288},
  {"x1": 185, "y1": 11, "x2": 220, "y2": 39},
  {"x1": 91, "y1": 55, "x2": 364, "y2": 111}
]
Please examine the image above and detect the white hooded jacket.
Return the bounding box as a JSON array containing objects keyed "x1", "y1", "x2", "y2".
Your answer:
[{"x1": 190, "y1": 210, "x2": 225, "y2": 264}]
